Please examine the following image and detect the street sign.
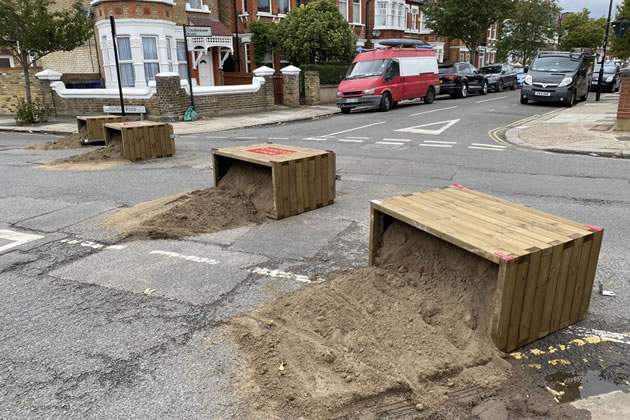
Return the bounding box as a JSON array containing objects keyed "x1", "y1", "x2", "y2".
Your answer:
[
  {"x1": 185, "y1": 26, "x2": 212, "y2": 37},
  {"x1": 104, "y1": 105, "x2": 146, "y2": 114}
]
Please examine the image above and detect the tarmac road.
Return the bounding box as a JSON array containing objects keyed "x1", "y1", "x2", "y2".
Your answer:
[{"x1": 0, "y1": 90, "x2": 628, "y2": 418}]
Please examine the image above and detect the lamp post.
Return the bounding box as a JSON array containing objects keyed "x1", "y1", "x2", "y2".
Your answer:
[{"x1": 596, "y1": 0, "x2": 614, "y2": 102}]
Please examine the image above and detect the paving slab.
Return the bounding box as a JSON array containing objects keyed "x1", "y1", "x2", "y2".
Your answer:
[
  {"x1": 0, "y1": 251, "x2": 39, "y2": 273},
  {"x1": 0, "y1": 197, "x2": 71, "y2": 224},
  {"x1": 16, "y1": 201, "x2": 120, "y2": 232}
]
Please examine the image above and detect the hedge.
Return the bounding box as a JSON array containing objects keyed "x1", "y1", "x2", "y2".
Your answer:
[{"x1": 300, "y1": 64, "x2": 350, "y2": 85}]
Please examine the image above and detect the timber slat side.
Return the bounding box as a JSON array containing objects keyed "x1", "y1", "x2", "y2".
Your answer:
[
  {"x1": 77, "y1": 116, "x2": 125, "y2": 140},
  {"x1": 212, "y1": 144, "x2": 335, "y2": 220},
  {"x1": 103, "y1": 121, "x2": 174, "y2": 162},
  {"x1": 371, "y1": 186, "x2": 603, "y2": 353}
]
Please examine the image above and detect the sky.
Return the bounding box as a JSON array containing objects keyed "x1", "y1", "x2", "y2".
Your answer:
[{"x1": 558, "y1": 0, "x2": 623, "y2": 18}]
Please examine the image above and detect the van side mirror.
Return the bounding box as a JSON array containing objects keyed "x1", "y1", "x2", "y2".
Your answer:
[{"x1": 524, "y1": 66, "x2": 529, "y2": 73}]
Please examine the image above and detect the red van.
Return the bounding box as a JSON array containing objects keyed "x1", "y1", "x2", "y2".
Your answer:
[{"x1": 336, "y1": 45, "x2": 440, "y2": 113}]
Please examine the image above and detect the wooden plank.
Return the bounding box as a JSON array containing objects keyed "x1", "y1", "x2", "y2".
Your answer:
[
  {"x1": 270, "y1": 162, "x2": 283, "y2": 219},
  {"x1": 288, "y1": 160, "x2": 298, "y2": 216},
  {"x1": 528, "y1": 248, "x2": 553, "y2": 343},
  {"x1": 368, "y1": 206, "x2": 385, "y2": 266},
  {"x1": 506, "y1": 257, "x2": 530, "y2": 352},
  {"x1": 550, "y1": 244, "x2": 574, "y2": 332},
  {"x1": 308, "y1": 157, "x2": 317, "y2": 211},
  {"x1": 328, "y1": 151, "x2": 336, "y2": 204},
  {"x1": 169, "y1": 125, "x2": 175, "y2": 156},
  {"x1": 314, "y1": 154, "x2": 323, "y2": 208},
  {"x1": 159, "y1": 124, "x2": 169, "y2": 157},
  {"x1": 560, "y1": 236, "x2": 584, "y2": 328},
  {"x1": 493, "y1": 258, "x2": 519, "y2": 351},
  {"x1": 281, "y1": 162, "x2": 291, "y2": 219},
  {"x1": 579, "y1": 230, "x2": 603, "y2": 320},
  {"x1": 570, "y1": 236, "x2": 593, "y2": 324},
  {"x1": 517, "y1": 250, "x2": 542, "y2": 347},
  {"x1": 320, "y1": 154, "x2": 329, "y2": 205},
  {"x1": 148, "y1": 126, "x2": 157, "y2": 159},
  {"x1": 137, "y1": 125, "x2": 146, "y2": 160},
  {"x1": 538, "y1": 244, "x2": 564, "y2": 338},
  {"x1": 134, "y1": 127, "x2": 143, "y2": 160},
  {"x1": 295, "y1": 159, "x2": 305, "y2": 214},
  {"x1": 123, "y1": 129, "x2": 135, "y2": 161}
]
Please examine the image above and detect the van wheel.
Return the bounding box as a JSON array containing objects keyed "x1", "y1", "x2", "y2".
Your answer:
[
  {"x1": 424, "y1": 87, "x2": 435, "y2": 104},
  {"x1": 379, "y1": 92, "x2": 392, "y2": 112},
  {"x1": 341, "y1": 108, "x2": 351, "y2": 114},
  {"x1": 566, "y1": 90, "x2": 577, "y2": 107},
  {"x1": 459, "y1": 83, "x2": 468, "y2": 98},
  {"x1": 510, "y1": 80, "x2": 517, "y2": 90},
  {"x1": 480, "y1": 81, "x2": 489, "y2": 95}
]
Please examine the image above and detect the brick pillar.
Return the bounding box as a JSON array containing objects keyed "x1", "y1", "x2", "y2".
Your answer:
[
  {"x1": 304, "y1": 71, "x2": 320, "y2": 106},
  {"x1": 35, "y1": 69, "x2": 62, "y2": 115},
  {"x1": 253, "y1": 66, "x2": 275, "y2": 107},
  {"x1": 281, "y1": 65, "x2": 301, "y2": 107},
  {"x1": 156, "y1": 73, "x2": 186, "y2": 122},
  {"x1": 615, "y1": 69, "x2": 630, "y2": 131}
]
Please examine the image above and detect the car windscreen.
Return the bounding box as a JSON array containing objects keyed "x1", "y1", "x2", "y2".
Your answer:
[
  {"x1": 531, "y1": 56, "x2": 580, "y2": 72},
  {"x1": 480, "y1": 65, "x2": 501, "y2": 74},
  {"x1": 438, "y1": 66, "x2": 456, "y2": 75},
  {"x1": 594, "y1": 64, "x2": 617, "y2": 74},
  {"x1": 345, "y1": 59, "x2": 389, "y2": 79}
]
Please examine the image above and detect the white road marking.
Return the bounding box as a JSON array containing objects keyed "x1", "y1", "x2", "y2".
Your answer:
[
  {"x1": 150, "y1": 250, "x2": 218, "y2": 265},
  {"x1": 268, "y1": 137, "x2": 289, "y2": 140},
  {"x1": 206, "y1": 136, "x2": 227, "y2": 139},
  {"x1": 324, "y1": 121, "x2": 386, "y2": 137},
  {"x1": 489, "y1": 109, "x2": 496, "y2": 112},
  {"x1": 59, "y1": 238, "x2": 127, "y2": 250},
  {"x1": 302, "y1": 137, "x2": 328, "y2": 141},
  {"x1": 423, "y1": 140, "x2": 457, "y2": 144},
  {"x1": 376, "y1": 141, "x2": 404, "y2": 145},
  {"x1": 410, "y1": 106, "x2": 458, "y2": 116},
  {"x1": 382, "y1": 138, "x2": 411, "y2": 142},
  {"x1": 397, "y1": 119, "x2": 460, "y2": 135},
  {"x1": 476, "y1": 96, "x2": 508, "y2": 103},
  {"x1": 568, "y1": 326, "x2": 630, "y2": 346},
  {"x1": 106, "y1": 245, "x2": 127, "y2": 250},
  {"x1": 346, "y1": 136, "x2": 370, "y2": 139},
  {"x1": 419, "y1": 144, "x2": 453, "y2": 148},
  {"x1": 250, "y1": 267, "x2": 316, "y2": 283},
  {"x1": 338, "y1": 139, "x2": 364, "y2": 143},
  {"x1": 235, "y1": 136, "x2": 258, "y2": 140},
  {"x1": 469, "y1": 146, "x2": 505, "y2": 151},
  {"x1": 0, "y1": 229, "x2": 44, "y2": 253},
  {"x1": 471, "y1": 143, "x2": 506, "y2": 149}
]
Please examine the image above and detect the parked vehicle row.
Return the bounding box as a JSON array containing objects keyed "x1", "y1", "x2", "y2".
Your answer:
[{"x1": 591, "y1": 62, "x2": 621, "y2": 93}]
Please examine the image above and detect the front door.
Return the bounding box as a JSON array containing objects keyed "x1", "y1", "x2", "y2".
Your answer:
[{"x1": 198, "y1": 53, "x2": 214, "y2": 86}]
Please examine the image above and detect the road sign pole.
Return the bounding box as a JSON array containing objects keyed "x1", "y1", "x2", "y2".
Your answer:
[
  {"x1": 110, "y1": 16, "x2": 126, "y2": 117},
  {"x1": 597, "y1": 0, "x2": 614, "y2": 102},
  {"x1": 183, "y1": 24, "x2": 195, "y2": 109}
]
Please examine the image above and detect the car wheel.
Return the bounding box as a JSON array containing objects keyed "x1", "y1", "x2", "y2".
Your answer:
[
  {"x1": 341, "y1": 108, "x2": 351, "y2": 114},
  {"x1": 497, "y1": 80, "x2": 504, "y2": 92},
  {"x1": 566, "y1": 90, "x2": 577, "y2": 107},
  {"x1": 520, "y1": 97, "x2": 528, "y2": 105},
  {"x1": 480, "y1": 80, "x2": 488, "y2": 95},
  {"x1": 424, "y1": 87, "x2": 435, "y2": 104},
  {"x1": 459, "y1": 83, "x2": 468, "y2": 98},
  {"x1": 379, "y1": 92, "x2": 392, "y2": 112},
  {"x1": 510, "y1": 79, "x2": 517, "y2": 90}
]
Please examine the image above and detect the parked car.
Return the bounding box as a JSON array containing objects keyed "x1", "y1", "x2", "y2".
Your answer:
[
  {"x1": 336, "y1": 42, "x2": 440, "y2": 113},
  {"x1": 514, "y1": 66, "x2": 526, "y2": 88},
  {"x1": 479, "y1": 63, "x2": 518, "y2": 91},
  {"x1": 591, "y1": 62, "x2": 621, "y2": 92},
  {"x1": 521, "y1": 49, "x2": 594, "y2": 107},
  {"x1": 438, "y1": 62, "x2": 489, "y2": 98}
]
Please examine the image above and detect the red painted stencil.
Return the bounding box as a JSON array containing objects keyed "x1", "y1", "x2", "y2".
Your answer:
[
  {"x1": 495, "y1": 252, "x2": 514, "y2": 261},
  {"x1": 584, "y1": 224, "x2": 603, "y2": 232},
  {"x1": 245, "y1": 147, "x2": 297, "y2": 157},
  {"x1": 451, "y1": 184, "x2": 464, "y2": 189}
]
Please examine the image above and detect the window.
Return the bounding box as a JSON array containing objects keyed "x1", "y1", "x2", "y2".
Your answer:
[
  {"x1": 375, "y1": 1, "x2": 387, "y2": 26},
  {"x1": 0, "y1": 56, "x2": 13, "y2": 67},
  {"x1": 242, "y1": 0, "x2": 247, "y2": 12},
  {"x1": 411, "y1": 7, "x2": 418, "y2": 31},
  {"x1": 166, "y1": 37, "x2": 173, "y2": 72},
  {"x1": 142, "y1": 37, "x2": 160, "y2": 82},
  {"x1": 258, "y1": 0, "x2": 270, "y2": 13},
  {"x1": 339, "y1": 0, "x2": 348, "y2": 20},
  {"x1": 189, "y1": 0, "x2": 202, "y2": 9},
  {"x1": 244, "y1": 42, "x2": 251, "y2": 73},
  {"x1": 278, "y1": 0, "x2": 289, "y2": 14},
  {"x1": 374, "y1": 0, "x2": 405, "y2": 30},
  {"x1": 352, "y1": 0, "x2": 361, "y2": 23},
  {"x1": 390, "y1": 60, "x2": 400, "y2": 77},
  {"x1": 420, "y1": 11, "x2": 427, "y2": 31},
  {"x1": 116, "y1": 37, "x2": 135, "y2": 87},
  {"x1": 176, "y1": 40, "x2": 188, "y2": 79}
]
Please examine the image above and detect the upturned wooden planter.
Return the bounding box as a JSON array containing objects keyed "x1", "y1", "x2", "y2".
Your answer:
[
  {"x1": 76, "y1": 115, "x2": 125, "y2": 140},
  {"x1": 103, "y1": 121, "x2": 175, "y2": 161},
  {"x1": 369, "y1": 185, "x2": 604, "y2": 353},
  {"x1": 212, "y1": 143, "x2": 336, "y2": 220}
]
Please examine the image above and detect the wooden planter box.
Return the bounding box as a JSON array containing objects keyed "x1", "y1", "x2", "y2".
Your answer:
[
  {"x1": 369, "y1": 185, "x2": 604, "y2": 353},
  {"x1": 212, "y1": 144, "x2": 335, "y2": 220},
  {"x1": 76, "y1": 115, "x2": 125, "y2": 140},
  {"x1": 104, "y1": 121, "x2": 175, "y2": 161}
]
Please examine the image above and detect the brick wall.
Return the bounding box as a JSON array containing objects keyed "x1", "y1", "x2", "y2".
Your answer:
[
  {"x1": 304, "y1": 71, "x2": 320, "y2": 106},
  {"x1": 49, "y1": 93, "x2": 160, "y2": 119},
  {"x1": 0, "y1": 68, "x2": 42, "y2": 113},
  {"x1": 615, "y1": 69, "x2": 630, "y2": 131},
  {"x1": 40, "y1": 41, "x2": 101, "y2": 75}
]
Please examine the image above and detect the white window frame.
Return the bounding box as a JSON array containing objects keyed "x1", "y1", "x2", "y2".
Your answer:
[
  {"x1": 244, "y1": 42, "x2": 251, "y2": 73},
  {"x1": 374, "y1": 0, "x2": 406, "y2": 31},
  {"x1": 166, "y1": 37, "x2": 174, "y2": 72},
  {"x1": 116, "y1": 36, "x2": 136, "y2": 87},
  {"x1": 176, "y1": 40, "x2": 188, "y2": 80},
  {"x1": 339, "y1": 0, "x2": 348, "y2": 21},
  {"x1": 257, "y1": 0, "x2": 272, "y2": 14},
  {"x1": 141, "y1": 36, "x2": 160, "y2": 82},
  {"x1": 352, "y1": 0, "x2": 361, "y2": 24},
  {"x1": 0, "y1": 55, "x2": 15, "y2": 67},
  {"x1": 411, "y1": 6, "x2": 418, "y2": 32},
  {"x1": 278, "y1": 0, "x2": 290, "y2": 15},
  {"x1": 187, "y1": 0, "x2": 210, "y2": 12}
]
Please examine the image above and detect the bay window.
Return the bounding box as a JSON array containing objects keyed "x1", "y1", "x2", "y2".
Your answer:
[
  {"x1": 374, "y1": 0, "x2": 406, "y2": 31},
  {"x1": 142, "y1": 37, "x2": 160, "y2": 82},
  {"x1": 352, "y1": 0, "x2": 361, "y2": 23},
  {"x1": 116, "y1": 37, "x2": 135, "y2": 87},
  {"x1": 166, "y1": 37, "x2": 173, "y2": 72},
  {"x1": 278, "y1": 0, "x2": 289, "y2": 14},
  {"x1": 176, "y1": 40, "x2": 188, "y2": 79},
  {"x1": 339, "y1": 0, "x2": 348, "y2": 20}
]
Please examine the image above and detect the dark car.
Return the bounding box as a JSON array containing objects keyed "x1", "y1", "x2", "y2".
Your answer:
[
  {"x1": 591, "y1": 62, "x2": 621, "y2": 92},
  {"x1": 438, "y1": 62, "x2": 489, "y2": 98},
  {"x1": 480, "y1": 63, "x2": 518, "y2": 92},
  {"x1": 521, "y1": 50, "x2": 594, "y2": 107}
]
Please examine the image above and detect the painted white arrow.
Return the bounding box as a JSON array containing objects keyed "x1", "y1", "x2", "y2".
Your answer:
[{"x1": 395, "y1": 119, "x2": 460, "y2": 135}]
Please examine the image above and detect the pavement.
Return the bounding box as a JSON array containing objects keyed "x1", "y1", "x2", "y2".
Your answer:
[
  {"x1": 0, "y1": 105, "x2": 340, "y2": 136},
  {"x1": 0, "y1": 90, "x2": 629, "y2": 418},
  {"x1": 504, "y1": 93, "x2": 630, "y2": 158}
]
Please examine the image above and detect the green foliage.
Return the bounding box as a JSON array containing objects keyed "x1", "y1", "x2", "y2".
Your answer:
[
  {"x1": 0, "y1": 0, "x2": 93, "y2": 108},
  {"x1": 496, "y1": 0, "x2": 560, "y2": 65},
  {"x1": 276, "y1": 0, "x2": 356, "y2": 66},
  {"x1": 610, "y1": 0, "x2": 630, "y2": 59},
  {"x1": 558, "y1": 9, "x2": 606, "y2": 51},
  {"x1": 300, "y1": 64, "x2": 349, "y2": 85},
  {"x1": 15, "y1": 100, "x2": 51, "y2": 126},
  {"x1": 250, "y1": 20, "x2": 280, "y2": 66},
  {"x1": 422, "y1": 0, "x2": 514, "y2": 64}
]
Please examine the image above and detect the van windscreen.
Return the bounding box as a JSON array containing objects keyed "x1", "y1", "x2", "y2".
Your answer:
[
  {"x1": 531, "y1": 56, "x2": 580, "y2": 72},
  {"x1": 345, "y1": 60, "x2": 388, "y2": 79}
]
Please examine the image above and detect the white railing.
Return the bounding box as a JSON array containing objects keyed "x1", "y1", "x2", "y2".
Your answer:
[{"x1": 188, "y1": 36, "x2": 233, "y2": 52}]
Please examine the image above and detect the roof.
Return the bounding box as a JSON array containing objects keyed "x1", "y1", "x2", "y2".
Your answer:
[{"x1": 187, "y1": 18, "x2": 232, "y2": 37}]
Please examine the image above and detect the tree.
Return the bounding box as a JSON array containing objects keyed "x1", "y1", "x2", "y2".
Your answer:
[
  {"x1": 422, "y1": 0, "x2": 514, "y2": 65},
  {"x1": 276, "y1": 0, "x2": 356, "y2": 65},
  {"x1": 558, "y1": 9, "x2": 606, "y2": 51},
  {"x1": 496, "y1": 0, "x2": 560, "y2": 65},
  {"x1": 610, "y1": 0, "x2": 630, "y2": 59},
  {"x1": 0, "y1": 0, "x2": 93, "y2": 107}
]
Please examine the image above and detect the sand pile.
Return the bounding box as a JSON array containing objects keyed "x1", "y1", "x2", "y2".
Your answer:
[
  {"x1": 27, "y1": 126, "x2": 87, "y2": 150},
  {"x1": 229, "y1": 221, "x2": 582, "y2": 419},
  {"x1": 104, "y1": 161, "x2": 273, "y2": 239},
  {"x1": 50, "y1": 132, "x2": 125, "y2": 164}
]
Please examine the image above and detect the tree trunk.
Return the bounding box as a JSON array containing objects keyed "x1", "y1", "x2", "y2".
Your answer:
[
  {"x1": 22, "y1": 53, "x2": 32, "y2": 106},
  {"x1": 467, "y1": 41, "x2": 480, "y2": 66}
]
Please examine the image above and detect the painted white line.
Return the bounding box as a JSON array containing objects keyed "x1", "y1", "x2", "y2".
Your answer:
[
  {"x1": 469, "y1": 146, "x2": 505, "y2": 151},
  {"x1": 206, "y1": 136, "x2": 227, "y2": 139},
  {"x1": 60, "y1": 238, "x2": 126, "y2": 250},
  {"x1": 568, "y1": 326, "x2": 630, "y2": 345},
  {"x1": 150, "y1": 250, "x2": 218, "y2": 265},
  {"x1": 0, "y1": 229, "x2": 44, "y2": 253},
  {"x1": 396, "y1": 119, "x2": 460, "y2": 135},
  {"x1": 106, "y1": 245, "x2": 127, "y2": 250},
  {"x1": 410, "y1": 106, "x2": 458, "y2": 116},
  {"x1": 489, "y1": 109, "x2": 496, "y2": 112},
  {"x1": 250, "y1": 267, "x2": 316, "y2": 284},
  {"x1": 476, "y1": 96, "x2": 508, "y2": 103},
  {"x1": 235, "y1": 136, "x2": 258, "y2": 140},
  {"x1": 346, "y1": 136, "x2": 370, "y2": 139},
  {"x1": 376, "y1": 141, "x2": 404, "y2": 145},
  {"x1": 302, "y1": 137, "x2": 328, "y2": 141},
  {"x1": 423, "y1": 140, "x2": 457, "y2": 144},
  {"x1": 338, "y1": 139, "x2": 364, "y2": 143},
  {"x1": 268, "y1": 137, "x2": 289, "y2": 140},
  {"x1": 418, "y1": 144, "x2": 453, "y2": 148},
  {"x1": 471, "y1": 143, "x2": 506, "y2": 149},
  {"x1": 324, "y1": 121, "x2": 386, "y2": 137},
  {"x1": 382, "y1": 138, "x2": 411, "y2": 142}
]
